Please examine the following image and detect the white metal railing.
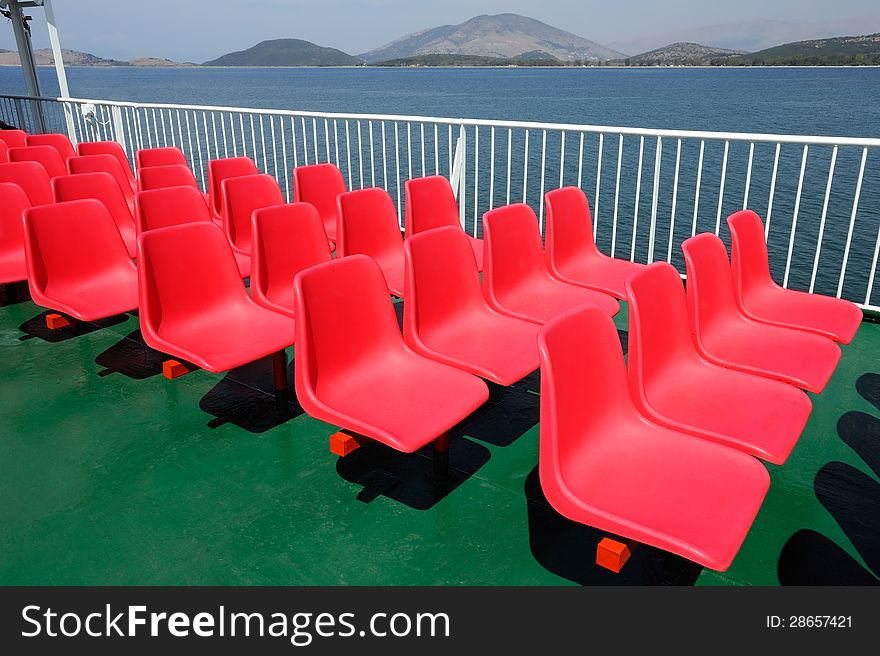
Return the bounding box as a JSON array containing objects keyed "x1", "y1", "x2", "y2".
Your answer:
[{"x1": 2, "y1": 93, "x2": 879, "y2": 311}]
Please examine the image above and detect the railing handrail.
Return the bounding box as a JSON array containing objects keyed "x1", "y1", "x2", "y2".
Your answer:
[{"x1": 3, "y1": 92, "x2": 880, "y2": 148}]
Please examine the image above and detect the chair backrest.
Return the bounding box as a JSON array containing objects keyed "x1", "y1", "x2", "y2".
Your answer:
[
  {"x1": 207, "y1": 157, "x2": 258, "y2": 217},
  {"x1": 538, "y1": 306, "x2": 636, "y2": 473},
  {"x1": 682, "y1": 233, "x2": 739, "y2": 333},
  {"x1": 27, "y1": 133, "x2": 76, "y2": 160},
  {"x1": 137, "y1": 222, "x2": 249, "y2": 342},
  {"x1": 0, "y1": 161, "x2": 54, "y2": 206},
  {"x1": 68, "y1": 154, "x2": 135, "y2": 212},
  {"x1": 727, "y1": 210, "x2": 775, "y2": 298},
  {"x1": 8, "y1": 145, "x2": 68, "y2": 178},
  {"x1": 136, "y1": 147, "x2": 188, "y2": 170},
  {"x1": 482, "y1": 203, "x2": 549, "y2": 302},
  {"x1": 625, "y1": 262, "x2": 700, "y2": 391},
  {"x1": 337, "y1": 187, "x2": 403, "y2": 261},
  {"x1": 251, "y1": 203, "x2": 332, "y2": 309},
  {"x1": 137, "y1": 164, "x2": 199, "y2": 192},
  {"x1": 293, "y1": 254, "x2": 404, "y2": 396},
  {"x1": 544, "y1": 187, "x2": 601, "y2": 274},
  {"x1": 135, "y1": 185, "x2": 212, "y2": 233},
  {"x1": 403, "y1": 226, "x2": 487, "y2": 342},
  {"x1": 0, "y1": 129, "x2": 28, "y2": 149},
  {"x1": 77, "y1": 141, "x2": 135, "y2": 185},
  {"x1": 403, "y1": 175, "x2": 460, "y2": 239},
  {"x1": 23, "y1": 199, "x2": 134, "y2": 298},
  {"x1": 53, "y1": 173, "x2": 137, "y2": 255},
  {"x1": 221, "y1": 173, "x2": 284, "y2": 254},
  {"x1": 0, "y1": 140, "x2": 8, "y2": 163},
  {"x1": 292, "y1": 163, "x2": 346, "y2": 239},
  {"x1": 0, "y1": 182, "x2": 30, "y2": 263}
]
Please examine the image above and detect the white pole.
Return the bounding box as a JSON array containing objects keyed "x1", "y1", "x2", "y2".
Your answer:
[{"x1": 43, "y1": 0, "x2": 77, "y2": 142}]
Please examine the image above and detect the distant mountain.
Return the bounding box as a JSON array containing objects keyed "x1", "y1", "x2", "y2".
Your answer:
[
  {"x1": 0, "y1": 48, "x2": 126, "y2": 66},
  {"x1": 128, "y1": 57, "x2": 193, "y2": 67},
  {"x1": 375, "y1": 53, "x2": 563, "y2": 67},
  {"x1": 608, "y1": 16, "x2": 880, "y2": 55},
  {"x1": 723, "y1": 33, "x2": 880, "y2": 66},
  {"x1": 621, "y1": 42, "x2": 745, "y2": 66},
  {"x1": 360, "y1": 13, "x2": 625, "y2": 64},
  {"x1": 0, "y1": 48, "x2": 191, "y2": 67},
  {"x1": 204, "y1": 39, "x2": 361, "y2": 66}
]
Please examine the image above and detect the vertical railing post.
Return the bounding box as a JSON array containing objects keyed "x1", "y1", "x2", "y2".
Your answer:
[{"x1": 450, "y1": 125, "x2": 467, "y2": 228}]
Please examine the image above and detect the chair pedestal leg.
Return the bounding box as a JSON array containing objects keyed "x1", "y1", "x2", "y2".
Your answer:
[
  {"x1": 273, "y1": 350, "x2": 289, "y2": 413},
  {"x1": 4, "y1": 283, "x2": 18, "y2": 304},
  {"x1": 45, "y1": 313, "x2": 71, "y2": 330},
  {"x1": 596, "y1": 537, "x2": 632, "y2": 573},
  {"x1": 433, "y1": 432, "x2": 450, "y2": 482}
]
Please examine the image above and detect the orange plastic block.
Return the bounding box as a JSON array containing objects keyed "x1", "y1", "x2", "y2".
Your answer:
[
  {"x1": 45, "y1": 313, "x2": 70, "y2": 330},
  {"x1": 330, "y1": 432, "x2": 365, "y2": 457},
  {"x1": 162, "y1": 359, "x2": 194, "y2": 380},
  {"x1": 597, "y1": 538, "x2": 631, "y2": 573}
]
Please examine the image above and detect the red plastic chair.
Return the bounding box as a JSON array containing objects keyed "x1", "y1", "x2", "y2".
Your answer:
[
  {"x1": 77, "y1": 141, "x2": 136, "y2": 192},
  {"x1": 682, "y1": 233, "x2": 841, "y2": 393},
  {"x1": 626, "y1": 262, "x2": 811, "y2": 464},
  {"x1": 0, "y1": 182, "x2": 30, "y2": 284},
  {"x1": 53, "y1": 173, "x2": 138, "y2": 259},
  {"x1": 544, "y1": 187, "x2": 645, "y2": 299},
  {"x1": 404, "y1": 175, "x2": 482, "y2": 270},
  {"x1": 250, "y1": 203, "x2": 332, "y2": 319},
  {"x1": 23, "y1": 199, "x2": 138, "y2": 321},
  {"x1": 0, "y1": 161, "x2": 53, "y2": 206},
  {"x1": 8, "y1": 145, "x2": 68, "y2": 179},
  {"x1": 136, "y1": 146, "x2": 188, "y2": 170},
  {"x1": 27, "y1": 133, "x2": 76, "y2": 161},
  {"x1": 0, "y1": 141, "x2": 8, "y2": 163},
  {"x1": 293, "y1": 254, "x2": 489, "y2": 461},
  {"x1": 68, "y1": 154, "x2": 135, "y2": 216},
  {"x1": 337, "y1": 188, "x2": 405, "y2": 297},
  {"x1": 403, "y1": 226, "x2": 540, "y2": 385},
  {"x1": 137, "y1": 222, "x2": 295, "y2": 408},
  {"x1": 727, "y1": 210, "x2": 862, "y2": 344},
  {"x1": 292, "y1": 163, "x2": 346, "y2": 244},
  {"x1": 137, "y1": 164, "x2": 199, "y2": 192},
  {"x1": 0, "y1": 129, "x2": 28, "y2": 148},
  {"x1": 538, "y1": 305, "x2": 770, "y2": 571},
  {"x1": 482, "y1": 203, "x2": 619, "y2": 323},
  {"x1": 221, "y1": 173, "x2": 285, "y2": 261},
  {"x1": 207, "y1": 157, "x2": 258, "y2": 218},
  {"x1": 135, "y1": 185, "x2": 213, "y2": 234}
]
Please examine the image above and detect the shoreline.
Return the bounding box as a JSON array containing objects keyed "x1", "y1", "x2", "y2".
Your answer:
[{"x1": 3, "y1": 64, "x2": 880, "y2": 70}]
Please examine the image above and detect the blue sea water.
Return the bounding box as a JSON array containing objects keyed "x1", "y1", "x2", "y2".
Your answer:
[
  {"x1": 1, "y1": 65, "x2": 879, "y2": 302},
  {"x1": 0, "y1": 65, "x2": 879, "y2": 138}
]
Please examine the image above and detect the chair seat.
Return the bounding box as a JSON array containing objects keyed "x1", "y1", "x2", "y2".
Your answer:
[
  {"x1": 233, "y1": 250, "x2": 251, "y2": 279},
  {"x1": 316, "y1": 348, "x2": 488, "y2": 453},
  {"x1": 418, "y1": 309, "x2": 539, "y2": 385},
  {"x1": 699, "y1": 314, "x2": 841, "y2": 393},
  {"x1": 553, "y1": 253, "x2": 644, "y2": 299},
  {"x1": 555, "y1": 411, "x2": 769, "y2": 571},
  {"x1": 493, "y1": 277, "x2": 619, "y2": 324},
  {"x1": 42, "y1": 268, "x2": 138, "y2": 321},
  {"x1": 642, "y1": 355, "x2": 810, "y2": 464},
  {"x1": 375, "y1": 251, "x2": 405, "y2": 297},
  {"x1": 156, "y1": 300, "x2": 293, "y2": 372},
  {"x1": 466, "y1": 235, "x2": 483, "y2": 271},
  {"x1": 0, "y1": 250, "x2": 27, "y2": 284},
  {"x1": 254, "y1": 284, "x2": 295, "y2": 319},
  {"x1": 742, "y1": 284, "x2": 862, "y2": 344}
]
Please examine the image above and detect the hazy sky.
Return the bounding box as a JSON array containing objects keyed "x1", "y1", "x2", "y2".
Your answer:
[{"x1": 1, "y1": 0, "x2": 878, "y2": 61}]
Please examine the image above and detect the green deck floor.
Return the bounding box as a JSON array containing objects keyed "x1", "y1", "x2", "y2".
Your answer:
[{"x1": 1, "y1": 291, "x2": 878, "y2": 586}]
